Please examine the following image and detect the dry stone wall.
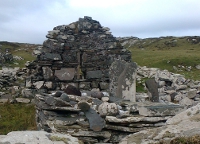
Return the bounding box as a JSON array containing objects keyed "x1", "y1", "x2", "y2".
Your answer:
[{"x1": 26, "y1": 16, "x2": 133, "y2": 94}]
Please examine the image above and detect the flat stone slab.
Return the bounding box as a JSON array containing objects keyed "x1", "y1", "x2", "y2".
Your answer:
[
  {"x1": 16, "y1": 98, "x2": 30, "y2": 103},
  {"x1": 105, "y1": 124, "x2": 148, "y2": 132},
  {"x1": 85, "y1": 108, "x2": 105, "y2": 131},
  {"x1": 105, "y1": 116, "x2": 170, "y2": 123},
  {"x1": 71, "y1": 130, "x2": 111, "y2": 139},
  {"x1": 55, "y1": 68, "x2": 75, "y2": 81},
  {"x1": 115, "y1": 101, "x2": 185, "y2": 117},
  {"x1": 0, "y1": 99, "x2": 9, "y2": 103},
  {"x1": 138, "y1": 103, "x2": 184, "y2": 116},
  {"x1": 0, "y1": 131, "x2": 81, "y2": 144}
]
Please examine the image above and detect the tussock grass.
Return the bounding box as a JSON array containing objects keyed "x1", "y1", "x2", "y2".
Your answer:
[{"x1": 0, "y1": 102, "x2": 37, "y2": 134}]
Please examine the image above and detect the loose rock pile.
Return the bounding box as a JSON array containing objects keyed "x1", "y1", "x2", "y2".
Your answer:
[{"x1": 137, "y1": 66, "x2": 200, "y2": 108}]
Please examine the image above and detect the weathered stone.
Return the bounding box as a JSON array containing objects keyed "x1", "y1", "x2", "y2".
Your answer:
[
  {"x1": 33, "y1": 81, "x2": 44, "y2": 89},
  {"x1": 25, "y1": 78, "x2": 32, "y2": 88},
  {"x1": 21, "y1": 88, "x2": 35, "y2": 98},
  {"x1": 60, "y1": 93, "x2": 70, "y2": 102},
  {"x1": 55, "y1": 68, "x2": 75, "y2": 81},
  {"x1": 105, "y1": 124, "x2": 148, "y2": 133},
  {"x1": 53, "y1": 91, "x2": 63, "y2": 97},
  {"x1": 78, "y1": 101, "x2": 91, "y2": 112},
  {"x1": 42, "y1": 66, "x2": 53, "y2": 80},
  {"x1": 98, "y1": 102, "x2": 118, "y2": 117},
  {"x1": 105, "y1": 116, "x2": 169, "y2": 123},
  {"x1": 99, "y1": 82, "x2": 109, "y2": 90},
  {"x1": 16, "y1": 98, "x2": 30, "y2": 103},
  {"x1": 101, "y1": 96, "x2": 109, "y2": 102},
  {"x1": 64, "y1": 85, "x2": 81, "y2": 96},
  {"x1": 85, "y1": 108, "x2": 105, "y2": 131},
  {"x1": 71, "y1": 130, "x2": 111, "y2": 140},
  {"x1": 86, "y1": 70, "x2": 102, "y2": 79},
  {"x1": 40, "y1": 53, "x2": 61, "y2": 61},
  {"x1": 109, "y1": 60, "x2": 137, "y2": 102},
  {"x1": 179, "y1": 97, "x2": 195, "y2": 107},
  {"x1": 0, "y1": 131, "x2": 81, "y2": 144},
  {"x1": 91, "y1": 91, "x2": 104, "y2": 99},
  {"x1": 145, "y1": 79, "x2": 159, "y2": 102},
  {"x1": 187, "y1": 89, "x2": 197, "y2": 99},
  {"x1": 44, "y1": 81, "x2": 53, "y2": 89},
  {"x1": 79, "y1": 82, "x2": 91, "y2": 90},
  {"x1": 137, "y1": 103, "x2": 184, "y2": 116}
]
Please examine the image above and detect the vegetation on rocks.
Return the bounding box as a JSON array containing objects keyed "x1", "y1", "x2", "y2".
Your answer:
[
  {"x1": 0, "y1": 41, "x2": 37, "y2": 68},
  {"x1": 0, "y1": 102, "x2": 36, "y2": 134},
  {"x1": 128, "y1": 36, "x2": 200, "y2": 80}
]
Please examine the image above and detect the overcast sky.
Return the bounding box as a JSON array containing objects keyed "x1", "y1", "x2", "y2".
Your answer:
[{"x1": 0, "y1": 0, "x2": 200, "y2": 44}]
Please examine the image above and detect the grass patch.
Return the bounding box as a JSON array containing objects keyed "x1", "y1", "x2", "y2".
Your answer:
[
  {"x1": 0, "y1": 102, "x2": 37, "y2": 134},
  {"x1": 129, "y1": 37, "x2": 200, "y2": 80},
  {"x1": 170, "y1": 135, "x2": 200, "y2": 144}
]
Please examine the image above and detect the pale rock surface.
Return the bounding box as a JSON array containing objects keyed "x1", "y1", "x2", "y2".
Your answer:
[
  {"x1": 0, "y1": 131, "x2": 82, "y2": 144},
  {"x1": 98, "y1": 102, "x2": 118, "y2": 117},
  {"x1": 119, "y1": 103, "x2": 200, "y2": 144}
]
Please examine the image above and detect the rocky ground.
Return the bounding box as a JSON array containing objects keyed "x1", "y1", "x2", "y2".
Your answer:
[{"x1": 1, "y1": 19, "x2": 200, "y2": 143}]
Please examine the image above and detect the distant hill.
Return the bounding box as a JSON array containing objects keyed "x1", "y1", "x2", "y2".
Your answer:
[{"x1": 118, "y1": 36, "x2": 200, "y2": 80}]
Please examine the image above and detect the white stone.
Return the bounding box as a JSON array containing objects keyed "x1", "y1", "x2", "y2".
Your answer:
[
  {"x1": 33, "y1": 81, "x2": 44, "y2": 89},
  {"x1": 0, "y1": 131, "x2": 81, "y2": 144},
  {"x1": 44, "y1": 81, "x2": 53, "y2": 89},
  {"x1": 16, "y1": 98, "x2": 30, "y2": 104},
  {"x1": 101, "y1": 96, "x2": 109, "y2": 102},
  {"x1": 98, "y1": 102, "x2": 118, "y2": 117}
]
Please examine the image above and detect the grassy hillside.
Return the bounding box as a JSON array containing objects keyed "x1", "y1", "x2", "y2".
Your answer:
[
  {"x1": 0, "y1": 41, "x2": 38, "y2": 68},
  {"x1": 128, "y1": 36, "x2": 200, "y2": 80}
]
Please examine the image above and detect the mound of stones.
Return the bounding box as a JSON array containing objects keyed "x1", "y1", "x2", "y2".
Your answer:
[{"x1": 137, "y1": 66, "x2": 200, "y2": 108}]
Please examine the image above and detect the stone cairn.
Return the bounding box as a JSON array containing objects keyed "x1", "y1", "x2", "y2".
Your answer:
[{"x1": 25, "y1": 17, "x2": 183, "y2": 143}]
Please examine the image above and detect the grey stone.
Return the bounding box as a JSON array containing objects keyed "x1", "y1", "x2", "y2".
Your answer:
[
  {"x1": 187, "y1": 89, "x2": 197, "y2": 99},
  {"x1": 60, "y1": 93, "x2": 70, "y2": 102},
  {"x1": 55, "y1": 68, "x2": 75, "y2": 81},
  {"x1": 42, "y1": 66, "x2": 53, "y2": 80},
  {"x1": 40, "y1": 53, "x2": 61, "y2": 61},
  {"x1": 109, "y1": 60, "x2": 137, "y2": 102},
  {"x1": 64, "y1": 85, "x2": 81, "y2": 96},
  {"x1": 86, "y1": 70, "x2": 102, "y2": 79},
  {"x1": 85, "y1": 108, "x2": 105, "y2": 131},
  {"x1": 91, "y1": 91, "x2": 104, "y2": 99},
  {"x1": 145, "y1": 79, "x2": 159, "y2": 102},
  {"x1": 33, "y1": 81, "x2": 44, "y2": 89},
  {"x1": 138, "y1": 103, "x2": 184, "y2": 116},
  {"x1": 21, "y1": 88, "x2": 35, "y2": 98},
  {"x1": 99, "y1": 82, "x2": 109, "y2": 90},
  {"x1": 78, "y1": 101, "x2": 91, "y2": 112},
  {"x1": 71, "y1": 130, "x2": 111, "y2": 140},
  {"x1": 16, "y1": 98, "x2": 30, "y2": 104}
]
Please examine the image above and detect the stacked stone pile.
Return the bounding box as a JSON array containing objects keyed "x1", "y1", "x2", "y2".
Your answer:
[
  {"x1": 137, "y1": 66, "x2": 200, "y2": 107},
  {"x1": 35, "y1": 89, "x2": 183, "y2": 143},
  {"x1": 23, "y1": 16, "x2": 194, "y2": 143},
  {"x1": 25, "y1": 16, "x2": 132, "y2": 93}
]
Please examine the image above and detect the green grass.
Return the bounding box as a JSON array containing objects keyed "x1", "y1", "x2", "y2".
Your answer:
[
  {"x1": 0, "y1": 41, "x2": 37, "y2": 68},
  {"x1": 0, "y1": 102, "x2": 37, "y2": 134},
  {"x1": 12, "y1": 49, "x2": 36, "y2": 68},
  {"x1": 129, "y1": 37, "x2": 200, "y2": 80}
]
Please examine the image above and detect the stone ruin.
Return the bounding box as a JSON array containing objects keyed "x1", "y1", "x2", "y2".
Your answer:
[{"x1": 25, "y1": 17, "x2": 184, "y2": 143}]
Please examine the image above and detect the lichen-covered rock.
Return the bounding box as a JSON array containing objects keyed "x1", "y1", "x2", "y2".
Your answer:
[{"x1": 98, "y1": 102, "x2": 118, "y2": 117}]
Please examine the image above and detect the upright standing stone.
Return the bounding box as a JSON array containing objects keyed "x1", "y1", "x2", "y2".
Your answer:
[
  {"x1": 109, "y1": 60, "x2": 137, "y2": 102},
  {"x1": 145, "y1": 79, "x2": 159, "y2": 102}
]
